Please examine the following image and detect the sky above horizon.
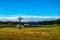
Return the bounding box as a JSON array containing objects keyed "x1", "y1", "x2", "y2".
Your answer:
[{"x1": 0, "y1": 0, "x2": 60, "y2": 17}]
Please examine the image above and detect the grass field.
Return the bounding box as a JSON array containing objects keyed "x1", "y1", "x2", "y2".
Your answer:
[{"x1": 0, "y1": 25, "x2": 60, "y2": 40}]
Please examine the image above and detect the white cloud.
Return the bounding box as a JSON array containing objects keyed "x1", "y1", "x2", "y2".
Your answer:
[
  {"x1": 21, "y1": 16, "x2": 60, "y2": 18},
  {"x1": 0, "y1": 16, "x2": 60, "y2": 18},
  {"x1": 0, "y1": 16, "x2": 60, "y2": 22}
]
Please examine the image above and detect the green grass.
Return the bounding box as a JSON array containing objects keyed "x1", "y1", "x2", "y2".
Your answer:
[{"x1": 0, "y1": 26, "x2": 60, "y2": 40}]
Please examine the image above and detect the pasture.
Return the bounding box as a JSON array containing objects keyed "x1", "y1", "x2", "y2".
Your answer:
[{"x1": 0, "y1": 25, "x2": 60, "y2": 40}]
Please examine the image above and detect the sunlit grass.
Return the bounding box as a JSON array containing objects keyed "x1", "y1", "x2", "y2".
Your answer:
[{"x1": 0, "y1": 26, "x2": 60, "y2": 40}]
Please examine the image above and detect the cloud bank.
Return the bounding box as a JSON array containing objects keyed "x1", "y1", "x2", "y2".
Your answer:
[{"x1": 0, "y1": 16, "x2": 60, "y2": 22}]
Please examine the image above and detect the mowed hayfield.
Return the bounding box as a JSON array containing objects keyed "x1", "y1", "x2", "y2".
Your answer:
[{"x1": 0, "y1": 25, "x2": 60, "y2": 40}]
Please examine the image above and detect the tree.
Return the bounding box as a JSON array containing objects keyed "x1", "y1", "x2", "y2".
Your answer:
[{"x1": 56, "y1": 18, "x2": 60, "y2": 24}]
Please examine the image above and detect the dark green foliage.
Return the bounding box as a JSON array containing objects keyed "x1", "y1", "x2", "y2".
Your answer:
[
  {"x1": 37, "y1": 18, "x2": 60, "y2": 25},
  {"x1": 56, "y1": 18, "x2": 60, "y2": 24}
]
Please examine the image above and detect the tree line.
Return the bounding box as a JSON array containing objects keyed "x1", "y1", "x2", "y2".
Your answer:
[{"x1": 37, "y1": 18, "x2": 60, "y2": 25}]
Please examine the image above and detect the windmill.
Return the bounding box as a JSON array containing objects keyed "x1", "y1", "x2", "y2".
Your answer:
[{"x1": 18, "y1": 17, "x2": 23, "y2": 29}]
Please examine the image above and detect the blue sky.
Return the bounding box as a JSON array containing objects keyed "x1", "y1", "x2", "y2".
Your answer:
[{"x1": 0, "y1": 0, "x2": 60, "y2": 17}]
